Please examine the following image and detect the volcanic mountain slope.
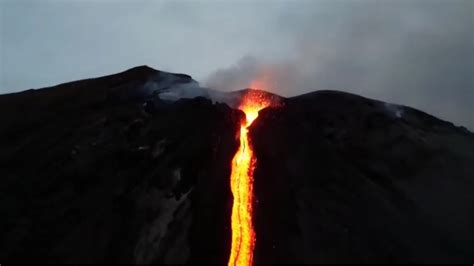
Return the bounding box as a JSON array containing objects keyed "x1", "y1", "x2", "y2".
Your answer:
[
  {"x1": 251, "y1": 91, "x2": 474, "y2": 263},
  {"x1": 0, "y1": 66, "x2": 473, "y2": 263},
  {"x1": 0, "y1": 66, "x2": 240, "y2": 263}
]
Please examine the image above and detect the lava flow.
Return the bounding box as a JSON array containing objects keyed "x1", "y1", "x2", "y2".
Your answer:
[{"x1": 228, "y1": 91, "x2": 272, "y2": 266}]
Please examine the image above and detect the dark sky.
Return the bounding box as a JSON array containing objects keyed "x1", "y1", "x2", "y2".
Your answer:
[{"x1": 1, "y1": 0, "x2": 473, "y2": 129}]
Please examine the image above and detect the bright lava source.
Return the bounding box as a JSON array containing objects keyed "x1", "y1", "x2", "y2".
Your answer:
[{"x1": 228, "y1": 91, "x2": 272, "y2": 266}]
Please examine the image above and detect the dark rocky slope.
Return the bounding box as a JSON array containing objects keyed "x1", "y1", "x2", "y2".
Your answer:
[
  {"x1": 0, "y1": 66, "x2": 240, "y2": 263},
  {"x1": 251, "y1": 91, "x2": 474, "y2": 263},
  {"x1": 1, "y1": 66, "x2": 473, "y2": 263}
]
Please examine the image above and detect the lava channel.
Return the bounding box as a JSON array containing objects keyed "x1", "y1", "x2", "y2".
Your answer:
[{"x1": 228, "y1": 91, "x2": 272, "y2": 266}]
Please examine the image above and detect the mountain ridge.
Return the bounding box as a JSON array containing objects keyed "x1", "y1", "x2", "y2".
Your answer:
[{"x1": 0, "y1": 66, "x2": 473, "y2": 263}]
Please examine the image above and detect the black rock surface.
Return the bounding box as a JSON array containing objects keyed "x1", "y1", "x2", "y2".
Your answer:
[
  {"x1": 251, "y1": 90, "x2": 474, "y2": 263},
  {"x1": 0, "y1": 66, "x2": 240, "y2": 263},
  {"x1": 1, "y1": 67, "x2": 473, "y2": 263}
]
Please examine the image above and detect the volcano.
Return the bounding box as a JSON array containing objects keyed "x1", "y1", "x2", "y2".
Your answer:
[{"x1": 0, "y1": 66, "x2": 473, "y2": 264}]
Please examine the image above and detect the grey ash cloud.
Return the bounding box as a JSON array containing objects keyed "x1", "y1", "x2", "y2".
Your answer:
[{"x1": 205, "y1": 0, "x2": 473, "y2": 129}]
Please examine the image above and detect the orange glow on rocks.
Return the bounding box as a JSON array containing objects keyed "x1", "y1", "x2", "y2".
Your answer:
[{"x1": 228, "y1": 90, "x2": 272, "y2": 266}]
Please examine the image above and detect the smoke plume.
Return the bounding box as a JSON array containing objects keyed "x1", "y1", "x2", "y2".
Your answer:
[{"x1": 204, "y1": 0, "x2": 473, "y2": 129}]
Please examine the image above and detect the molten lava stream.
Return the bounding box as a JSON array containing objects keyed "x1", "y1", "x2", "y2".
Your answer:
[{"x1": 228, "y1": 92, "x2": 271, "y2": 266}]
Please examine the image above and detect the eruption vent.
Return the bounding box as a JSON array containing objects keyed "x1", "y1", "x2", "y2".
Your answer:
[{"x1": 228, "y1": 90, "x2": 273, "y2": 266}]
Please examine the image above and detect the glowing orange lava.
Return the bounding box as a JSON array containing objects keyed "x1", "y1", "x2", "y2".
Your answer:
[{"x1": 228, "y1": 91, "x2": 272, "y2": 266}]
